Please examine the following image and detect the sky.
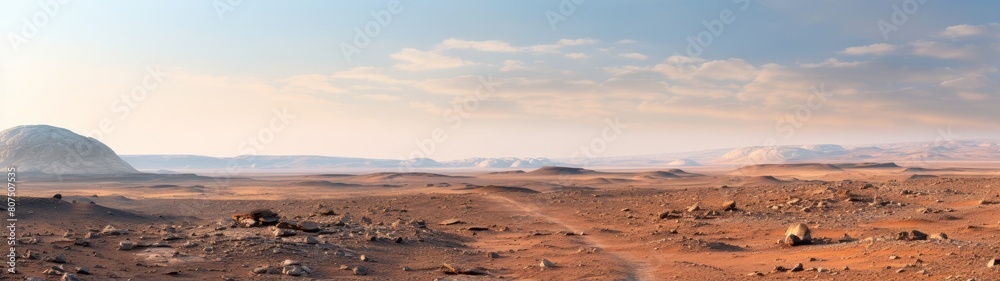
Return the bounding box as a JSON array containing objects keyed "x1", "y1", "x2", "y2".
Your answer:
[{"x1": 1, "y1": 0, "x2": 998, "y2": 161}]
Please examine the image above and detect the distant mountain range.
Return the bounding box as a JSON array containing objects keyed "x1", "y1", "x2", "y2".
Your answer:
[
  {"x1": 121, "y1": 140, "x2": 1000, "y2": 172},
  {"x1": 120, "y1": 155, "x2": 565, "y2": 171},
  {"x1": 4, "y1": 125, "x2": 998, "y2": 175}
]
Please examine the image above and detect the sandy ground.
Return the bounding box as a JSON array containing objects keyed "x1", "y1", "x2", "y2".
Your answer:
[{"x1": 8, "y1": 162, "x2": 1000, "y2": 280}]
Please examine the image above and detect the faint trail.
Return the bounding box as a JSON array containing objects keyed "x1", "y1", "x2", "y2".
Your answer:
[{"x1": 484, "y1": 194, "x2": 654, "y2": 281}]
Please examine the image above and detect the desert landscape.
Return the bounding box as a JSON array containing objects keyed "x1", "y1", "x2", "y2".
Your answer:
[
  {"x1": 5, "y1": 125, "x2": 1000, "y2": 280},
  {"x1": 5, "y1": 1, "x2": 1000, "y2": 280}
]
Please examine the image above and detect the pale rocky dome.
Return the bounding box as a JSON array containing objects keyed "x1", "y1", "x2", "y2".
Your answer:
[{"x1": 0, "y1": 125, "x2": 138, "y2": 174}]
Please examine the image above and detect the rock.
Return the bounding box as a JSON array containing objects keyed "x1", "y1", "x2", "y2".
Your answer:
[
  {"x1": 44, "y1": 255, "x2": 66, "y2": 264},
  {"x1": 889, "y1": 255, "x2": 899, "y2": 260},
  {"x1": 658, "y1": 211, "x2": 680, "y2": 219},
  {"x1": 439, "y1": 218, "x2": 463, "y2": 225},
  {"x1": 162, "y1": 233, "x2": 183, "y2": 241},
  {"x1": 100, "y1": 225, "x2": 128, "y2": 235},
  {"x1": 305, "y1": 236, "x2": 319, "y2": 244},
  {"x1": 52, "y1": 194, "x2": 62, "y2": 200},
  {"x1": 686, "y1": 204, "x2": 701, "y2": 213},
  {"x1": 281, "y1": 260, "x2": 300, "y2": 266},
  {"x1": 898, "y1": 230, "x2": 928, "y2": 241},
  {"x1": 930, "y1": 233, "x2": 949, "y2": 240},
  {"x1": 83, "y1": 232, "x2": 100, "y2": 239},
  {"x1": 360, "y1": 255, "x2": 370, "y2": 262},
  {"x1": 60, "y1": 273, "x2": 81, "y2": 281},
  {"x1": 988, "y1": 258, "x2": 999, "y2": 268},
  {"x1": 783, "y1": 223, "x2": 812, "y2": 246},
  {"x1": 787, "y1": 198, "x2": 801, "y2": 205},
  {"x1": 232, "y1": 209, "x2": 281, "y2": 228},
  {"x1": 838, "y1": 233, "x2": 855, "y2": 243},
  {"x1": 488, "y1": 252, "x2": 500, "y2": 258},
  {"x1": 282, "y1": 265, "x2": 308, "y2": 276},
  {"x1": 353, "y1": 265, "x2": 368, "y2": 276},
  {"x1": 252, "y1": 266, "x2": 272, "y2": 274},
  {"x1": 75, "y1": 267, "x2": 90, "y2": 275},
  {"x1": 296, "y1": 221, "x2": 320, "y2": 232},
  {"x1": 315, "y1": 208, "x2": 337, "y2": 216},
  {"x1": 540, "y1": 259, "x2": 556, "y2": 268},
  {"x1": 722, "y1": 200, "x2": 737, "y2": 211},
  {"x1": 790, "y1": 263, "x2": 804, "y2": 272},
  {"x1": 115, "y1": 240, "x2": 134, "y2": 250},
  {"x1": 773, "y1": 265, "x2": 787, "y2": 272},
  {"x1": 272, "y1": 228, "x2": 295, "y2": 237},
  {"x1": 72, "y1": 239, "x2": 89, "y2": 247}
]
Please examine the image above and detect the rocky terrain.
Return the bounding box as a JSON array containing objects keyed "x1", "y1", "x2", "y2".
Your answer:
[{"x1": 7, "y1": 163, "x2": 1000, "y2": 280}]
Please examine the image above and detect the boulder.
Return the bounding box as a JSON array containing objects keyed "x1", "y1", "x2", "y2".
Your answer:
[
  {"x1": 722, "y1": 201, "x2": 737, "y2": 211},
  {"x1": 353, "y1": 265, "x2": 368, "y2": 276},
  {"x1": 783, "y1": 223, "x2": 812, "y2": 246},
  {"x1": 540, "y1": 259, "x2": 556, "y2": 268},
  {"x1": 232, "y1": 210, "x2": 281, "y2": 227}
]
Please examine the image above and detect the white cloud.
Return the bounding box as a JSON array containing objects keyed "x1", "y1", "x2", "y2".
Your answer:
[
  {"x1": 436, "y1": 38, "x2": 519, "y2": 53},
  {"x1": 910, "y1": 40, "x2": 979, "y2": 60},
  {"x1": 799, "y1": 58, "x2": 865, "y2": 68},
  {"x1": 618, "y1": 52, "x2": 648, "y2": 60},
  {"x1": 500, "y1": 60, "x2": 533, "y2": 72},
  {"x1": 434, "y1": 38, "x2": 598, "y2": 54},
  {"x1": 556, "y1": 38, "x2": 599, "y2": 46},
  {"x1": 940, "y1": 24, "x2": 988, "y2": 38},
  {"x1": 391, "y1": 48, "x2": 471, "y2": 71},
  {"x1": 839, "y1": 43, "x2": 897, "y2": 55},
  {"x1": 564, "y1": 52, "x2": 589, "y2": 60},
  {"x1": 617, "y1": 39, "x2": 638, "y2": 44}
]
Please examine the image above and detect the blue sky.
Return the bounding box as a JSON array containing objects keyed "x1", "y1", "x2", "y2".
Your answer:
[{"x1": 1, "y1": 1, "x2": 998, "y2": 160}]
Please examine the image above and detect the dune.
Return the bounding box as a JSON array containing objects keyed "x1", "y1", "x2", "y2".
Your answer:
[
  {"x1": 18, "y1": 197, "x2": 145, "y2": 221},
  {"x1": 740, "y1": 175, "x2": 785, "y2": 186},
  {"x1": 488, "y1": 170, "x2": 526, "y2": 174},
  {"x1": 633, "y1": 171, "x2": 680, "y2": 179},
  {"x1": 289, "y1": 180, "x2": 360, "y2": 188},
  {"x1": 736, "y1": 163, "x2": 843, "y2": 172},
  {"x1": 466, "y1": 185, "x2": 540, "y2": 194},
  {"x1": 527, "y1": 166, "x2": 598, "y2": 176},
  {"x1": 352, "y1": 172, "x2": 462, "y2": 181},
  {"x1": 833, "y1": 162, "x2": 900, "y2": 169}
]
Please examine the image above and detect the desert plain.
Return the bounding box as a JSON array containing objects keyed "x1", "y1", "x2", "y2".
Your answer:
[{"x1": 10, "y1": 162, "x2": 1000, "y2": 281}]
